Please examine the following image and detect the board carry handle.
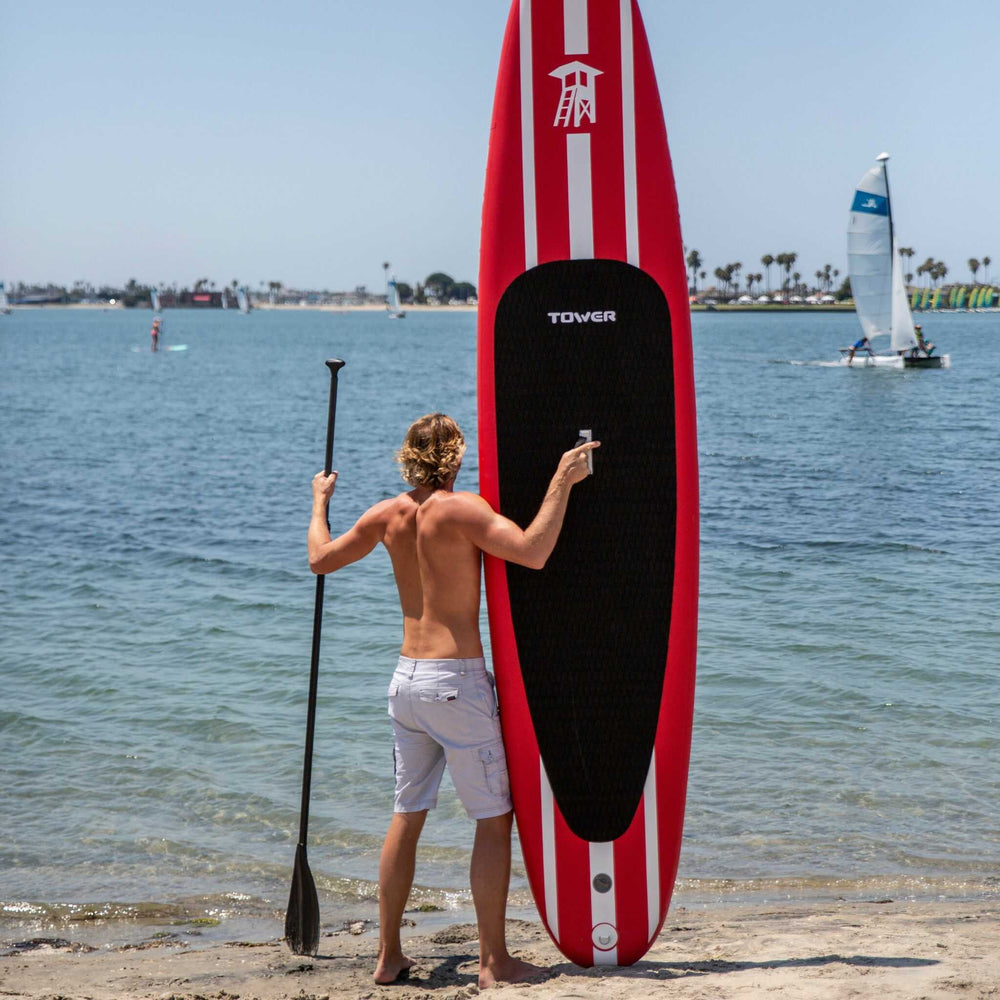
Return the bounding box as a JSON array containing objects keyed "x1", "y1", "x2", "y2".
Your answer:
[{"x1": 576, "y1": 429, "x2": 594, "y2": 474}]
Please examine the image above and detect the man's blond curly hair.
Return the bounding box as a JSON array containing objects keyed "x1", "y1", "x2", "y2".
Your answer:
[{"x1": 396, "y1": 413, "x2": 466, "y2": 488}]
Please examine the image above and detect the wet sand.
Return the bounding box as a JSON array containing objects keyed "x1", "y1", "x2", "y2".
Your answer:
[{"x1": 3, "y1": 898, "x2": 997, "y2": 999}]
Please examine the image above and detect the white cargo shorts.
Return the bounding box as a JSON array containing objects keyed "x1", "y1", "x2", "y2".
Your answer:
[{"x1": 387, "y1": 656, "x2": 512, "y2": 820}]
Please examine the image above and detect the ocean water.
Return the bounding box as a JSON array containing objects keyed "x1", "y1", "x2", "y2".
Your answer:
[{"x1": 2, "y1": 307, "x2": 998, "y2": 937}]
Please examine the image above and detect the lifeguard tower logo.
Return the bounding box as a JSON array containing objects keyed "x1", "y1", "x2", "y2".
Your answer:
[
  {"x1": 550, "y1": 61, "x2": 603, "y2": 128},
  {"x1": 547, "y1": 311, "x2": 617, "y2": 325}
]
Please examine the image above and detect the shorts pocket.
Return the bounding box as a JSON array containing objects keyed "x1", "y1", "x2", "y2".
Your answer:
[
  {"x1": 418, "y1": 688, "x2": 460, "y2": 704},
  {"x1": 478, "y1": 740, "x2": 510, "y2": 799}
]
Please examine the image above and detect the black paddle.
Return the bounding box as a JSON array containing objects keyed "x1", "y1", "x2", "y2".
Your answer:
[{"x1": 285, "y1": 358, "x2": 346, "y2": 956}]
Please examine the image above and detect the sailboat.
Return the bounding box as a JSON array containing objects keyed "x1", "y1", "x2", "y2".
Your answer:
[
  {"x1": 383, "y1": 262, "x2": 406, "y2": 319},
  {"x1": 0, "y1": 282, "x2": 10, "y2": 315},
  {"x1": 150, "y1": 288, "x2": 162, "y2": 314},
  {"x1": 842, "y1": 153, "x2": 948, "y2": 369},
  {"x1": 237, "y1": 287, "x2": 251, "y2": 314}
]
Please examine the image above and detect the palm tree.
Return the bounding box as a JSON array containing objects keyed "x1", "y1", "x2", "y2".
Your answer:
[
  {"x1": 782, "y1": 253, "x2": 797, "y2": 296},
  {"x1": 792, "y1": 272, "x2": 801, "y2": 295},
  {"x1": 982, "y1": 255, "x2": 992, "y2": 283},
  {"x1": 968, "y1": 258, "x2": 981, "y2": 283},
  {"x1": 899, "y1": 247, "x2": 915, "y2": 286},
  {"x1": 773, "y1": 253, "x2": 796, "y2": 299},
  {"x1": 686, "y1": 249, "x2": 703, "y2": 293},
  {"x1": 761, "y1": 254, "x2": 774, "y2": 294},
  {"x1": 746, "y1": 273, "x2": 756, "y2": 296},
  {"x1": 773, "y1": 254, "x2": 786, "y2": 296},
  {"x1": 918, "y1": 257, "x2": 935, "y2": 287}
]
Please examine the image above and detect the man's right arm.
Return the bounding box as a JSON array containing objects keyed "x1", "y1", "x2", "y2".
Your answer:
[
  {"x1": 459, "y1": 440, "x2": 599, "y2": 570},
  {"x1": 308, "y1": 472, "x2": 385, "y2": 574}
]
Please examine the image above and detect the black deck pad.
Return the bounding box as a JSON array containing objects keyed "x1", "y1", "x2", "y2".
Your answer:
[{"x1": 494, "y1": 259, "x2": 677, "y2": 843}]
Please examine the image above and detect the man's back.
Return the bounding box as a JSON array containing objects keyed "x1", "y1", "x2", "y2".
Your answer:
[{"x1": 379, "y1": 487, "x2": 485, "y2": 661}]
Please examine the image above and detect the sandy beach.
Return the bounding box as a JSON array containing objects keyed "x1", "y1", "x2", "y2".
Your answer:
[{"x1": 3, "y1": 899, "x2": 997, "y2": 999}]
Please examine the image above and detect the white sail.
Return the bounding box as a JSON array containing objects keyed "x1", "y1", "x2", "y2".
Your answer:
[
  {"x1": 383, "y1": 264, "x2": 406, "y2": 318},
  {"x1": 151, "y1": 288, "x2": 161, "y2": 313},
  {"x1": 0, "y1": 282, "x2": 9, "y2": 313},
  {"x1": 890, "y1": 238, "x2": 917, "y2": 353},
  {"x1": 847, "y1": 156, "x2": 893, "y2": 341},
  {"x1": 237, "y1": 287, "x2": 250, "y2": 314},
  {"x1": 221, "y1": 288, "x2": 229, "y2": 309}
]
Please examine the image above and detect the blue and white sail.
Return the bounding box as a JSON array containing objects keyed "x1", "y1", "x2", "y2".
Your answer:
[
  {"x1": 846, "y1": 153, "x2": 917, "y2": 354},
  {"x1": 0, "y1": 282, "x2": 10, "y2": 314},
  {"x1": 150, "y1": 288, "x2": 162, "y2": 313},
  {"x1": 237, "y1": 287, "x2": 250, "y2": 314}
]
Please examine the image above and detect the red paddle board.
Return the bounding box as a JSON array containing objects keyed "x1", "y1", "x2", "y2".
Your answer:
[{"x1": 476, "y1": 0, "x2": 698, "y2": 968}]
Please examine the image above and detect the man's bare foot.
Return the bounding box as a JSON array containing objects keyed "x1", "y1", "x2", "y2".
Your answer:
[
  {"x1": 374, "y1": 951, "x2": 415, "y2": 985},
  {"x1": 479, "y1": 956, "x2": 548, "y2": 989}
]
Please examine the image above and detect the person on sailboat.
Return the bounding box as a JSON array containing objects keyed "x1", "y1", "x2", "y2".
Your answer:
[
  {"x1": 912, "y1": 324, "x2": 935, "y2": 358},
  {"x1": 150, "y1": 317, "x2": 161, "y2": 352},
  {"x1": 846, "y1": 335, "x2": 873, "y2": 365}
]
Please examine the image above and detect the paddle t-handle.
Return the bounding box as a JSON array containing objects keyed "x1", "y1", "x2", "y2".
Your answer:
[{"x1": 285, "y1": 357, "x2": 346, "y2": 956}]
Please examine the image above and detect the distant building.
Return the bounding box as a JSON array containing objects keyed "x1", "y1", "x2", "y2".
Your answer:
[{"x1": 179, "y1": 291, "x2": 226, "y2": 308}]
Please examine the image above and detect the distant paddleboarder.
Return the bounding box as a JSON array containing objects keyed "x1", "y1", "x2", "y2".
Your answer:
[
  {"x1": 150, "y1": 317, "x2": 161, "y2": 352},
  {"x1": 308, "y1": 413, "x2": 598, "y2": 988}
]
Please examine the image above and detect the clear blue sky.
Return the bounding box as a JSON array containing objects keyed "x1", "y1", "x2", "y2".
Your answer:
[{"x1": 2, "y1": 0, "x2": 997, "y2": 292}]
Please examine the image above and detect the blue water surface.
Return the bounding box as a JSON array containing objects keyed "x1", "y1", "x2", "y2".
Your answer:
[{"x1": 1, "y1": 307, "x2": 997, "y2": 925}]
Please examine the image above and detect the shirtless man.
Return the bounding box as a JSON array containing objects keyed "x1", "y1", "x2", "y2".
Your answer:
[{"x1": 308, "y1": 413, "x2": 598, "y2": 988}]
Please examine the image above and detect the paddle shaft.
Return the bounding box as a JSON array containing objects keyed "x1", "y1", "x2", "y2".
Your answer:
[{"x1": 296, "y1": 358, "x2": 345, "y2": 846}]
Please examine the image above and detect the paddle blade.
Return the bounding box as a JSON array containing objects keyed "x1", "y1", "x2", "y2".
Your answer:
[{"x1": 284, "y1": 844, "x2": 320, "y2": 955}]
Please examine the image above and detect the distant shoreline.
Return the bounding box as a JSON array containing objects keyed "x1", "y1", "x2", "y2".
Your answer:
[
  {"x1": 10, "y1": 301, "x2": 997, "y2": 316},
  {"x1": 4, "y1": 302, "x2": 478, "y2": 314},
  {"x1": 690, "y1": 302, "x2": 854, "y2": 312}
]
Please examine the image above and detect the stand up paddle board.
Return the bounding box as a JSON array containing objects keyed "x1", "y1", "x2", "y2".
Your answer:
[{"x1": 477, "y1": 0, "x2": 698, "y2": 968}]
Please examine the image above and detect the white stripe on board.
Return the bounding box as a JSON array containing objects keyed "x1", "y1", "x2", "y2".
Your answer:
[
  {"x1": 644, "y1": 754, "x2": 660, "y2": 940},
  {"x1": 589, "y1": 841, "x2": 618, "y2": 966},
  {"x1": 619, "y1": 0, "x2": 639, "y2": 266},
  {"x1": 540, "y1": 759, "x2": 559, "y2": 940},
  {"x1": 566, "y1": 132, "x2": 594, "y2": 259},
  {"x1": 563, "y1": 0, "x2": 588, "y2": 54},
  {"x1": 520, "y1": 0, "x2": 538, "y2": 270}
]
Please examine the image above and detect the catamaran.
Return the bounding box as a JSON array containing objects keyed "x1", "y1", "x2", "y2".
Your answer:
[
  {"x1": 383, "y1": 262, "x2": 406, "y2": 319},
  {"x1": 842, "y1": 153, "x2": 948, "y2": 369}
]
